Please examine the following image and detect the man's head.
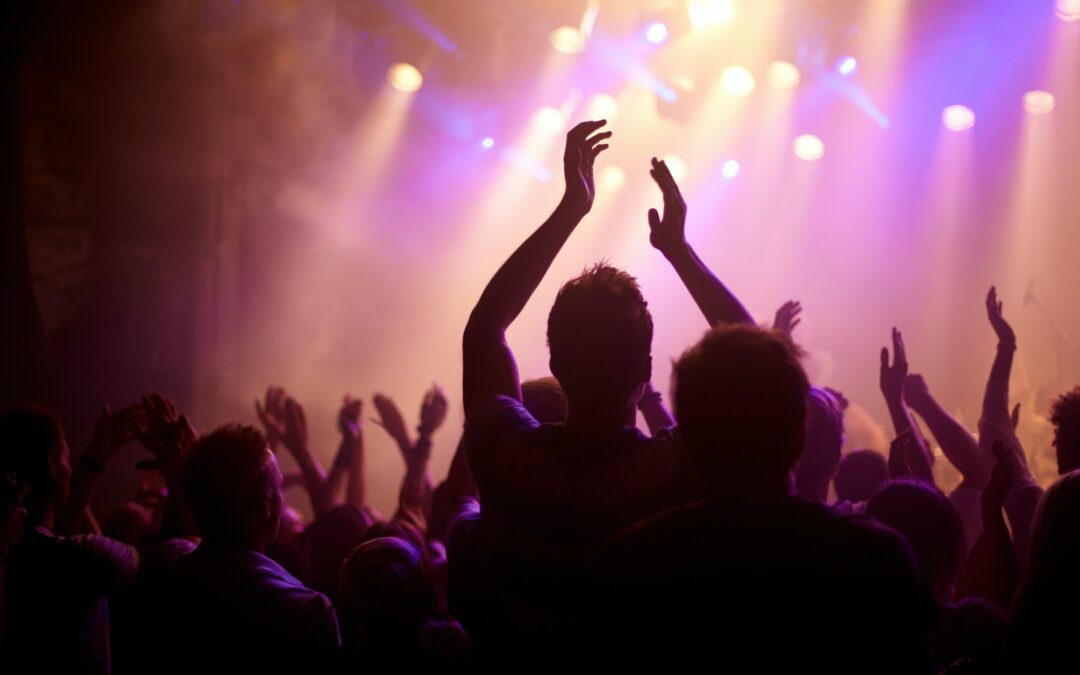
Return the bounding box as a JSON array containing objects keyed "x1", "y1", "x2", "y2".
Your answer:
[
  {"x1": 182, "y1": 424, "x2": 282, "y2": 549},
  {"x1": 673, "y1": 325, "x2": 809, "y2": 498},
  {"x1": 794, "y1": 387, "x2": 846, "y2": 502},
  {"x1": 521, "y1": 376, "x2": 567, "y2": 424},
  {"x1": 0, "y1": 406, "x2": 71, "y2": 527},
  {"x1": 547, "y1": 264, "x2": 653, "y2": 415},
  {"x1": 834, "y1": 449, "x2": 890, "y2": 503},
  {"x1": 1051, "y1": 386, "x2": 1080, "y2": 475}
]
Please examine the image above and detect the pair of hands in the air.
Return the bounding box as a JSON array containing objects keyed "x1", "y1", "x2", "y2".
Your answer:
[
  {"x1": 562, "y1": 120, "x2": 687, "y2": 257},
  {"x1": 83, "y1": 393, "x2": 196, "y2": 474}
]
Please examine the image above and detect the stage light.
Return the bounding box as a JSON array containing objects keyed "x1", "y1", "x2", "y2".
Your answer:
[
  {"x1": 837, "y1": 56, "x2": 858, "y2": 76},
  {"x1": 550, "y1": 26, "x2": 586, "y2": 54},
  {"x1": 586, "y1": 93, "x2": 619, "y2": 121},
  {"x1": 942, "y1": 105, "x2": 975, "y2": 131},
  {"x1": 601, "y1": 165, "x2": 626, "y2": 190},
  {"x1": 646, "y1": 22, "x2": 669, "y2": 44},
  {"x1": 481, "y1": 137, "x2": 495, "y2": 149},
  {"x1": 533, "y1": 107, "x2": 567, "y2": 136},
  {"x1": 387, "y1": 63, "x2": 423, "y2": 92},
  {"x1": 793, "y1": 134, "x2": 825, "y2": 161},
  {"x1": 673, "y1": 75, "x2": 696, "y2": 92},
  {"x1": 722, "y1": 160, "x2": 740, "y2": 179},
  {"x1": 663, "y1": 155, "x2": 687, "y2": 181},
  {"x1": 688, "y1": 0, "x2": 735, "y2": 30},
  {"x1": 1056, "y1": 0, "x2": 1080, "y2": 21},
  {"x1": 767, "y1": 61, "x2": 801, "y2": 89},
  {"x1": 1023, "y1": 90, "x2": 1056, "y2": 115},
  {"x1": 721, "y1": 66, "x2": 755, "y2": 96}
]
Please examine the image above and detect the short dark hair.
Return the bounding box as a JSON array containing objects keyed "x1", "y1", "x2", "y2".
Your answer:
[
  {"x1": 521, "y1": 376, "x2": 567, "y2": 424},
  {"x1": 0, "y1": 406, "x2": 65, "y2": 524},
  {"x1": 1051, "y1": 387, "x2": 1080, "y2": 474},
  {"x1": 182, "y1": 424, "x2": 277, "y2": 545},
  {"x1": 673, "y1": 325, "x2": 809, "y2": 493},
  {"x1": 834, "y1": 449, "x2": 889, "y2": 503},
  {"x1": 547, "y1": 263, "x2": 653, "y2": 406}
]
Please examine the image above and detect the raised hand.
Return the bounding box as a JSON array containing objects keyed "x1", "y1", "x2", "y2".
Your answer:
[
  {"x1": 84, "y1": 403, "x2": 146, "y2": 466},
  {"x1": 879, "y1": 327, "x2": 908, "y2": 404},
  {"x1": 562, "y1": 119, "x2": 611, "y2": 217},
  {"x1": 137, "y1": 393, "x2": 196, "y2": 472},
  {"x1": 647, "y1": 157, "x2": 688, "y2": 256},
  {"x1": 418, "y1": 384, "x2": 448, "y2": 437},
  {"x1": 773, "y1": 300, "x2": 803, "y2": 338},
  {"x1": 338, "y1": 396, "x2": 363, "y2": 443},
  {"x1": 372, "y1": 393, "x2": 411, "y2": 449},
  {"x1": 986, "y1": 286, "x2": 1016, "y2": 347},
  {"x1": 255, "y1": 386, "x2": 288, "y2": 449},
  {"x1": 282, "y1": 397, "x2": 309, "y2": 455},
  {"x1": 904, "y1": 373, "x2": 933, "y2": 411}
]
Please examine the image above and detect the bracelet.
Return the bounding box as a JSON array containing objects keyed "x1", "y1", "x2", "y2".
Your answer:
[{"x1": 78, "y1": 455, "x2": 107, "y2": 474}]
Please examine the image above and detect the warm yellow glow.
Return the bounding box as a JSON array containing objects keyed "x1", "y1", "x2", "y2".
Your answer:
[
  {"x1": 586, "y1": 93, "x2": 619, "y2": 121},
  {"x1": 532, "y1": 106, "x2": 567, "y2": 136},
  {"x1": 942, "y1": 105, "x2": 976, "y2": 131},
  {"x1": 721, "y1": 66, "x2": 756, "y2": 97},
  {"x1": 1056, "y1": 0, "x2": 1080, "y2": 21},
  {"x1": 768, "y1": 61, "x2": 801, "y2": 90},
  {"x1": 550, "y1": 26, "x2": 586, "y2": 54},
  {"x1": 601, "y1": 165, "x2": 626, "y2": 190},
  {"x1": 663, "y1": 155, "x2": 687, "y2": 181},
  {"x1": 673, "y1": 75, "x2": 695, "y2": 92},
  {"x1": 387, "y1": 63, "x2": 423, "y2": 92},
  {"x1": 793, "y1": 134, "x2": 825, "y2": 161},
  {"x1": 688, "y1": 0, "x2": 735, "y2": 30},
  {"x1": 1023, "y1": 90, "x2": 1056, "y2": 115}
]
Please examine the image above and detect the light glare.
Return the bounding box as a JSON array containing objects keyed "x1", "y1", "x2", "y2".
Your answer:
[
  {"x1": 601, "y1": 165, "x2": 626, "y2": 190},
  {"x1": 533, "y1": 107, "x2": 567, "y2": 136},
  {"x1": 549, "y1": 26, "x2": 586, "y2": 54},
  {"x1": 838, "y1": 57, "x2": 857, "y2": 76},
  {"x1": 793, "y1": 134, "x2": 825, "y2": 161},
  {"x1": 387, "y1": 63, "x2": 423, "y2": 92},
  {"x1": 663, "y1": 155, "x2": 687, "y2": 182},
  {"x1": 1056, "y1": 0, "x2": 1080, "y2": 21},
  {"x1": 768, "y1": 61, "x2": 801, "y2": 89},
  {"x1": 645, "y1": 22, "x2": 669, "y2": 44},
  {"x1": 722, "y1": 160, "x2": 740, "y2": 179},
  {"x1": 942, "y1": 105, "x2": 976, "y2": 131},
  {"x1": 481, "y1": 137, "x2": 495, "y2": 149},
  {"x1": 688, "y1": 0, "x2": 735, "y2": 30},
  {"x1": 1023, "y1": 90, "x2": 1055, "y2": 115},
  {"x1": 721, "y1": 66, "x2": 755, "y2": 97},
  {"x1": 586, "y1": 93, "x2": 619, "y2": 121}
]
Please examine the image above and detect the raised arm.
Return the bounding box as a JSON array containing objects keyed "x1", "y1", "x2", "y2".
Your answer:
[
  {"x1": 321, "y1": 395, "x2": 363, "y2": 509},
  {"x1": 463, "y1": 120, "x2": 610, "y2": 417},
  {"x1": 879, "y1": 328, "x2": 934, "y2": 483},
  {"x1": 637, "y1": 382, "x2": 675, "y2": 435},
  {"x1": 646, "y1": 157, "x2": 753, "y2": 327},
  {"x1": 905, "y1": 373, "x2": 988, "y2": 490}
]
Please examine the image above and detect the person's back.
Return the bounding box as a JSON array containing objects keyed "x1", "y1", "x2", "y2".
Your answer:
[
  {"x1": 150, "y1": 424, "x2": 338, "y2": 674},
  {"x1": 595, "y1": 325, "x2": 934, "y2": 672}
]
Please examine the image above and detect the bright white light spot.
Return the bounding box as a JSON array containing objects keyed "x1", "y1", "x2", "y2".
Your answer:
[
  {"x1": 387, "y1": 63, "x2": 423, "y2": 92},
  {"x1": 721, "y1": 66, "x2": 755, "y2": 97},
  {"x1": 586, "y1": 93, "x2": 619, "y2": 121},
  {"x1": 481, "y1": 137, "x2": 495, "y2": 149},
  {"x1": 837, "y1": 56, "x2": 858, "y2": 76},
  {"x1": 601, "y1": 165, "x2": 626, "y2": 190},
  {"x1": 688, "y1": 0, "x2": 735, "y2": 30},
  {"x1": 533, "y1": 107, "x2": 567, "y2": 136},
  {"x1": 722, "y1": 160, "x2": 740, "y2": 179},
  {"x1": 1023, "y1": 90, "x2": 1055, "y2": 115},
  {"x1": 942, "y1": 105, "x2": 976, "y2": 131},
  {"x1": 550, "y1": 26, "x2": 586, "y2": 54},
  {"x1": 1056, "y1": 0, "x2": 1080, "y2": 21},
  {"x1": 663, "y1": 155, "x2": 687, "y2": 182},
  {"x1": 645, "y1": 22, "x2": 668, "y2": 44},
  {"x1": 793, "y1": 134, "x2": 825, "y2": 161},
  {"x1": 767, "y1": 61, "x2": 801, "y2": 90}
]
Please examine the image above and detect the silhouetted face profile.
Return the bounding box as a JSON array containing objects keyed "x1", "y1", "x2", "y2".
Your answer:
[
  {"x1": 547, "y1": 264, "x2": 653, "y2": 415},
  {"x1": 182, "y1": 424, "x2": 282, "y2": 549},
  {"x1": 1051, "y1": 387, "x2": 1080, "y2": 475},
  {"x1": 672, "y1": 325, "x2": 809, "y2": 498},
  {"x1": 0, "y1": 406, "x2": 71, "y2": 528}
]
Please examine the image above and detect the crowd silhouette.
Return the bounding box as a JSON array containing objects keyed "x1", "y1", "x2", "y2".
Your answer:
[{"x1": 2, "y1": 120, "x2": 1079, "y2": 673}]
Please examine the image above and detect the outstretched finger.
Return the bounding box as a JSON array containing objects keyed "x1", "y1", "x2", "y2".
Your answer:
[{"x1": 567, "y1": 119, "x2": 607, "y2": 144}]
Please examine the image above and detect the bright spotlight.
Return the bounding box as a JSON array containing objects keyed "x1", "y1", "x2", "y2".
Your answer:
[
  {"x1": 837, "y1": 56, "x2": 858, "y2": 76},
  {"x1": 768, "y1": 61, "x2": 801, "y2": 89},
  {"x1": 533, "y1": 107, "x2": 567, "y2": 136},
  {"x1": 793, "y1": 134, "x2": 825, "y2": 161},
  {"x1": 1023, "y1": 90, "x2": 1056, "y2": 115},
  {"x1": 387, "y1": 63, "x2": 423, "y2": 92},
  {"x1": 1056, "y1": 0, "x2": 1080, "y2": 21},
  {"x1": 601, "y1": 165, "x2": 626, "y2": 190},
  {"x1": 721, "y1": 66, "x2": 755, "y2": 96},
  {"x1": 722, "y1": 160, "x2": 740, "y2": 179},
  {"x1": 645, "y1": 22, "x2": 669, "y2": 44},
  {"x1": 550, "y1": 26, "x2": 586, "y2": 54},
  {"x1": 942, "y1": 105, "x2": 976, "y2": 131},
  {"x1": 586, "y1": 93, "x2": 619, "y2": 121},
  {"x1": 663, "y1": 155, "x2": 687, "y2": 182},
  {"x1": 481, "y1": 137, "x2": 495, "y2": 150},
  {"x1": 688, "y1": 0, "x2": 735, "y2": 30}
]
